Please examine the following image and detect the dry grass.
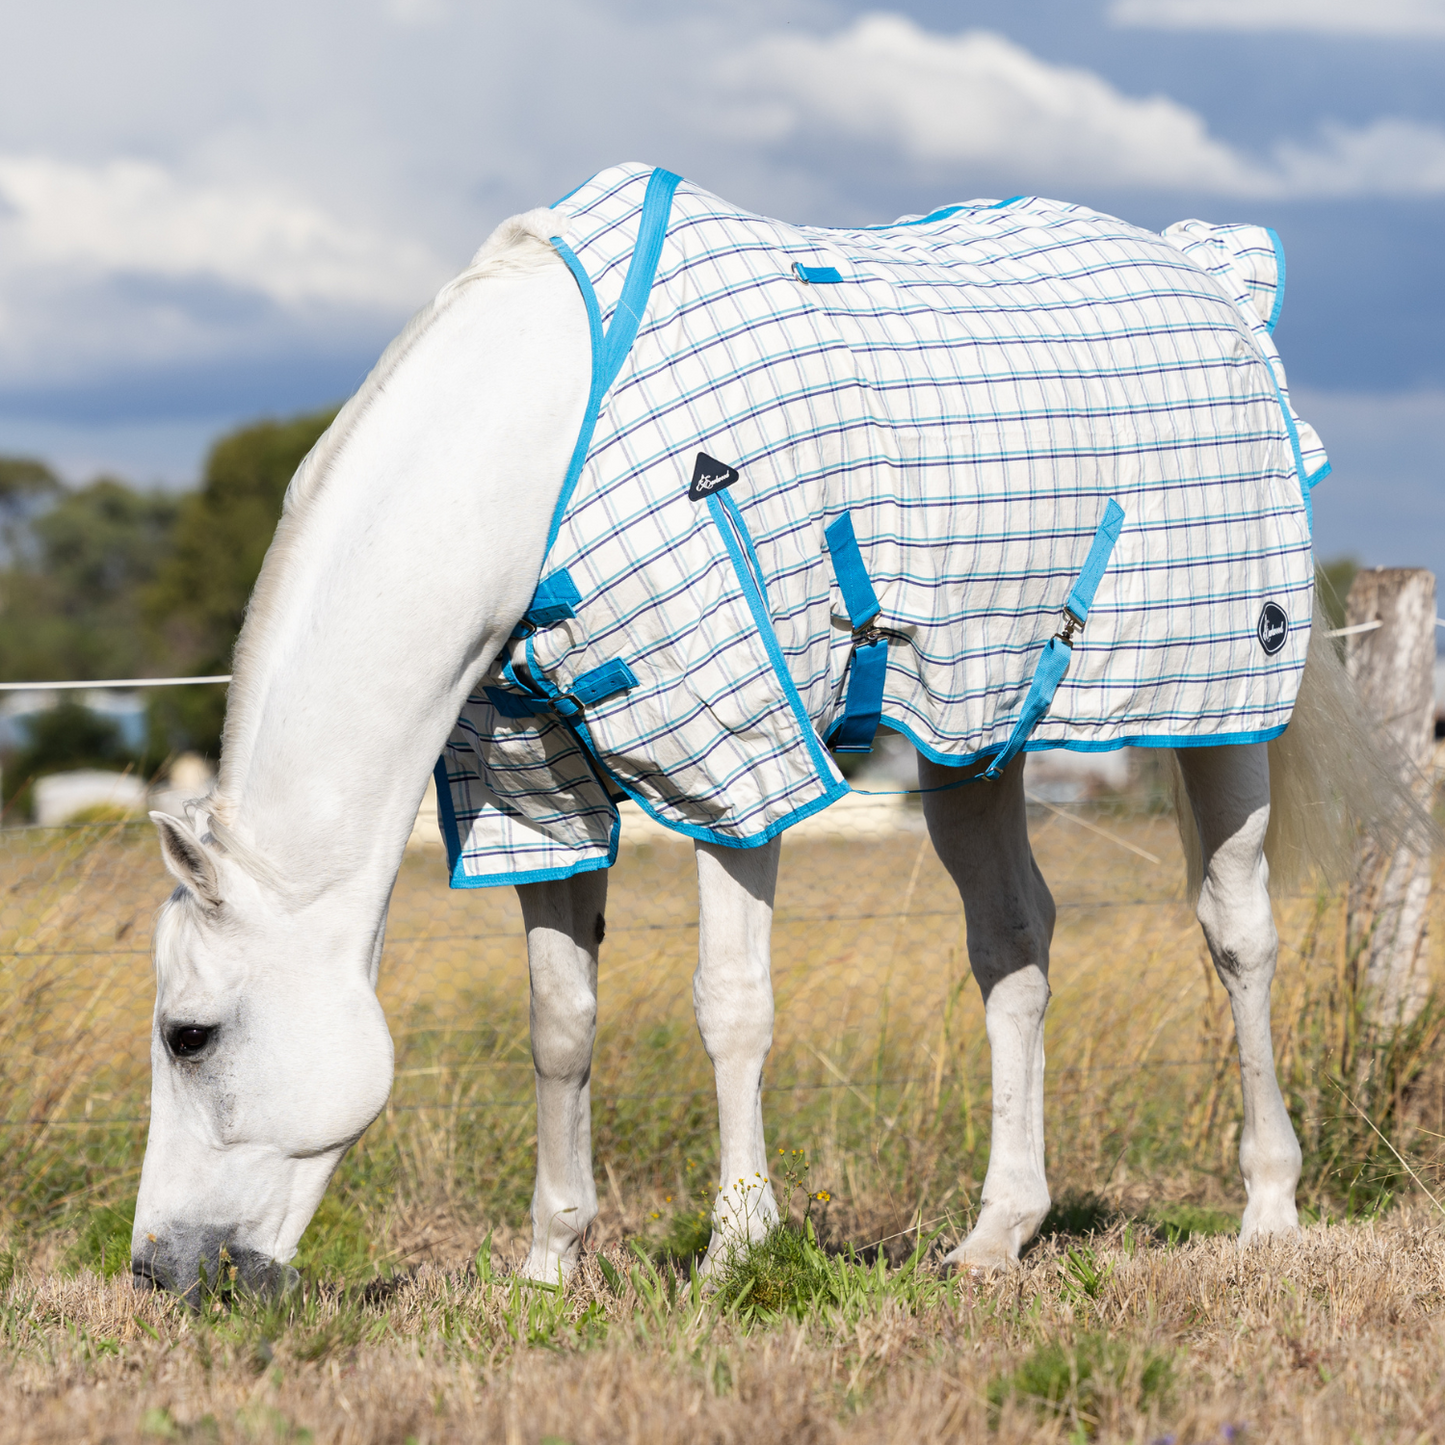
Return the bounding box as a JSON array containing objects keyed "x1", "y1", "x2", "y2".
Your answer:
[
  {"x1": 7, "y1": 1215, "x2": 1445, "y2": 1442},
  {"x1": 3, "y1": 778, "x2": 1445, "y2": 1440}
]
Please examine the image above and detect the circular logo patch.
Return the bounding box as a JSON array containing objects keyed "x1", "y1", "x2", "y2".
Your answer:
[{"x1": 1257, "y1": 601, "x2": 1289, "y2": 655}]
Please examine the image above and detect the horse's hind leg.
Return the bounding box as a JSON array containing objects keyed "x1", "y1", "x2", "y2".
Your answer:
[
  {"x1": 516, "y1": 870, "x2": 607, "y2": 1281},
  {"x1": 1175, "y1": 742, "x2": 1301, "y2": 1241},
  {"x1": 694, "y1": 837, "x2": 782, "y2": 1271},
  {"x1": 922, "y1": 754, "x2": 1055, "y2": 1270}
]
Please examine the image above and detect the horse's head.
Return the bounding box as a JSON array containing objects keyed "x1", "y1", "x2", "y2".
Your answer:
[{"x1": 131, "y1": 811, "x2": 393, "y2": 1303}]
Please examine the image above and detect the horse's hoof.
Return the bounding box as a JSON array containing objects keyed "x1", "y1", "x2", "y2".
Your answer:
[
  {"x1": 941, "y1": 1242, "x2": 1014, "y2": 1275},
  {"x1": 1239, "y1": 1205, "x2": 1300, "y2": 1246}
]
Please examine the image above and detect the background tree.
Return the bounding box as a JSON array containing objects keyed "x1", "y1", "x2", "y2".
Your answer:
[
  {"x1": 144, "y1": 407, "x2": 337, "y2": 758},
  {"x1": 0, "y1": 477, "x2": 178, "y2": 685},
  {"x1": 0, "y1": 457, "x2": 62, "y2": 563}
]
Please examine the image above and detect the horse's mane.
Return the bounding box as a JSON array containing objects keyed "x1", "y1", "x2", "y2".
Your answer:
[{"x1": 208, "y1": 207, "x2": 569, "y2": 835}]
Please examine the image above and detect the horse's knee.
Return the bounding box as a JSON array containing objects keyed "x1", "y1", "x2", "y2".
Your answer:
[
  {"x1": 694, "y1": 971, "x2": 773, "y2": 1063},
  {"x1": 530, "y1": 963, "x2": 597, "y2": 1077}
]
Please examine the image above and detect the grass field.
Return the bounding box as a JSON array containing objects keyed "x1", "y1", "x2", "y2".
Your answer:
[{"x1": 2, "y1": 780, "x2": 1444, "y2": 1442}]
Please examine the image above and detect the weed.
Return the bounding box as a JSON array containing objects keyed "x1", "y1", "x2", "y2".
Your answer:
[
  {"x1": 1060, "y1": 1246, "x2": 1114, "y2": 1309},
  {"x1": 713, "y1": 1219, "x2": 838, "y2": 1322}
]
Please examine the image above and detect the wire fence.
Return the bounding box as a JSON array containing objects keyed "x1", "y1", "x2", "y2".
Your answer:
[
  {"x1": 0, "y1": 786, "x2": 1215, "y2": 1127},
  {"x1": 4, "y1": 780, "x2": 1441, "y2": 1213}
]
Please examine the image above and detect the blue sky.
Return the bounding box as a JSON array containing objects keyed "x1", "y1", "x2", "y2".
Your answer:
[{"x1": 1, "y1": 0, "x2": 1441, "y2": 579}]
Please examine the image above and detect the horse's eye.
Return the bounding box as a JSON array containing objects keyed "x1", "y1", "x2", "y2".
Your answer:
[{"x1": 171, "y1": 1026, "x2": 212, "y2": 1057}]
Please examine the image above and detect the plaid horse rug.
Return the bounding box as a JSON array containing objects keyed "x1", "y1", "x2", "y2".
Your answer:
[{"x1": 434, "y1": 163, "x2": 1328, "y2": 888}]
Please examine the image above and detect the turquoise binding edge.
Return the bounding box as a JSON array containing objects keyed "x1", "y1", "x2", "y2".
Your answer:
[
  {"x1": 1262, "y1": 358, "x2": 1313, "y2": 536},
  {"x1": 709, "y1": 490, "x2": 842, "y2": 791},
  {"x1": 1264, "y1": 228, "x2": 1286, "y2": 336},
  {"x1": 597, "y1": 167, "x2": 681, "y2": 395},
  {"x1": 540, "y1": 166, "x2": 680, "y2": 560},
  {"x1": 543, "y1": 240, "x2": 606, "y2": 558}
]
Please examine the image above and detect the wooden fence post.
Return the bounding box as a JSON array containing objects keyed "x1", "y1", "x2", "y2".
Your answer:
[{"x1": 1343, "y1": 567, "x2": 1437, "y2": 1028}]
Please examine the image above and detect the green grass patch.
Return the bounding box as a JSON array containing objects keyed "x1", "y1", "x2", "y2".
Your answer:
[
  {"x1": 989, "y1": 1332, "x2": 1173, "y2": 1437},
  {"x1": 64, "y1": 1199, "x2": 134, "y2": 1279},
  {"x1": 650, "y1": 1206, "x2": 713, "y2": 1266},
  {"x1": 292, "y1": 1189, "x2": 379, "y2": 1285},
  {"x1": 1145, "y1": 1203, "x2": 1239, "y2": 1244}
]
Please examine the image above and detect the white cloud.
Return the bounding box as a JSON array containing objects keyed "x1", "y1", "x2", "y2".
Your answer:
[
  {"x1": 0, "y1": 155, "x2": 446, "y2": 312},
  {"x1": 1273, "y1": 118, "x2": 1445, "y2": 195},
  {"x1": 1110, "y1": 0, "x2": 1445, "y2": 37},
  {"x1": 715, "y1": 14, "x2": 1445, "y2": 197}
]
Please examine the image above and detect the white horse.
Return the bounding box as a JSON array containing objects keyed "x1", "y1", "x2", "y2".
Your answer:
[{"x1": 131, "y1": 202, "x2": 1381, "y2": 1299}]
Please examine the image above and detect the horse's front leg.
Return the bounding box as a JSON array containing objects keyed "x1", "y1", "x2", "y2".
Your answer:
[
  {"x1": 516, "y1": 870, "x2": 607, "y2": 1281},
  {"x1": 1175, "y1": 742, "x2": 1300, "y2": 1241},
  {"x1": 922, "y1": 755, "x2": 1056, "y2": 1270},
  {"x1": 693, "y1": 837, "x2": 782, "y2": 1271}
]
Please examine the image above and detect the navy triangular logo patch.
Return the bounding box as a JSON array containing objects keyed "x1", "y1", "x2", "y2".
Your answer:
[{"x1": 688, "y1": 453, "x2": 739, "y2": 501}]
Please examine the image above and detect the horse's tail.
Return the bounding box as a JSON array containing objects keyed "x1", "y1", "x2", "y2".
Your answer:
[{"x1": 1165, "y1": 600, "x2": 1433, "y2": 905}]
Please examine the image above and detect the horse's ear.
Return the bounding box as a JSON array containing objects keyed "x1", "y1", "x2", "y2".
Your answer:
[{"x1": 150, "y1": 811, "x2": 223, "y2": 908}]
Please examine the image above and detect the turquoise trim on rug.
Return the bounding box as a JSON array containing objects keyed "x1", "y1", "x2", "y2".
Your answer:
[
  {"x1": 1262, "y1": 358, "x2": 1312, "y2": 535},
  {"x1": 1265, "y1": 228, "x2": 1286, "y2": 335},
  {"x1": 447, "y1": 814, "x2": 621, "y2": 889},
  {"x1": 545, "y1": 239, "x2": 605, "y2": 558},
  {"x1": 597, "y1": 168, "x2": 680, "y2": 394},
  {"x1": 709, "y1": 490, "x2": 840, "y2": 787},
  {"x1": 543, "y1": 169, "x2": 679, "y2": 560},
  {"x1": 878, "y1": 716, "x2": 1291, "y2": 780}
]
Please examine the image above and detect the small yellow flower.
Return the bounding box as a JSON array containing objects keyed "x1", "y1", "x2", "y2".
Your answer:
[
  {"x1": 651, "y1": 1211, "x2": 660, "y2": 1219},
  {"x1": 665, "y1": 1195, "x2": 672, "y2": 1202},
  {"x1": 811, "y1": 1190, "x2": 831, "y2": 1203}
]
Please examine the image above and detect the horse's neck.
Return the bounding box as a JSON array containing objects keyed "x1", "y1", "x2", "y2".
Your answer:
[{"x1": 218, "y1": 264, "x2": 589, "y2": 899}]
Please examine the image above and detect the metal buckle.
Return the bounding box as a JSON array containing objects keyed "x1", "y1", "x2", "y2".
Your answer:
[
  {"x1": 553, "y1": 692, "x2": 584, "y2": 718},
  {"x1": 1053, "y1": 608, "x2": 1084, "y2": 648}
]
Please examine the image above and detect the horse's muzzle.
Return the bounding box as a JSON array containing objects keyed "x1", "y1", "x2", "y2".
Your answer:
[{"x1": 131, "y1": 1226, "x2": 299, "y2": 1307}]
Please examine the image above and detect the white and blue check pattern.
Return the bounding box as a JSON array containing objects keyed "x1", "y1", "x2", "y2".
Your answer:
[{"x1": 435, "y1": 164, "x2": 1326, "y2": 888}]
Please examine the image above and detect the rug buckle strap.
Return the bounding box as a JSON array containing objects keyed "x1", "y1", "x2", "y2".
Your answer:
[
  {"x1": 823, "y1": 511, "x2": 888, "y2": 754},
  {"x1": 982, "y1": 499, "x2": 1126, "y2": 781}
]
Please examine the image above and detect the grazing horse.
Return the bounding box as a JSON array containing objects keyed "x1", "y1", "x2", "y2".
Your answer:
[{"x1": 133, "y1": 165, "x2": 1375, "y2": 1298}]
